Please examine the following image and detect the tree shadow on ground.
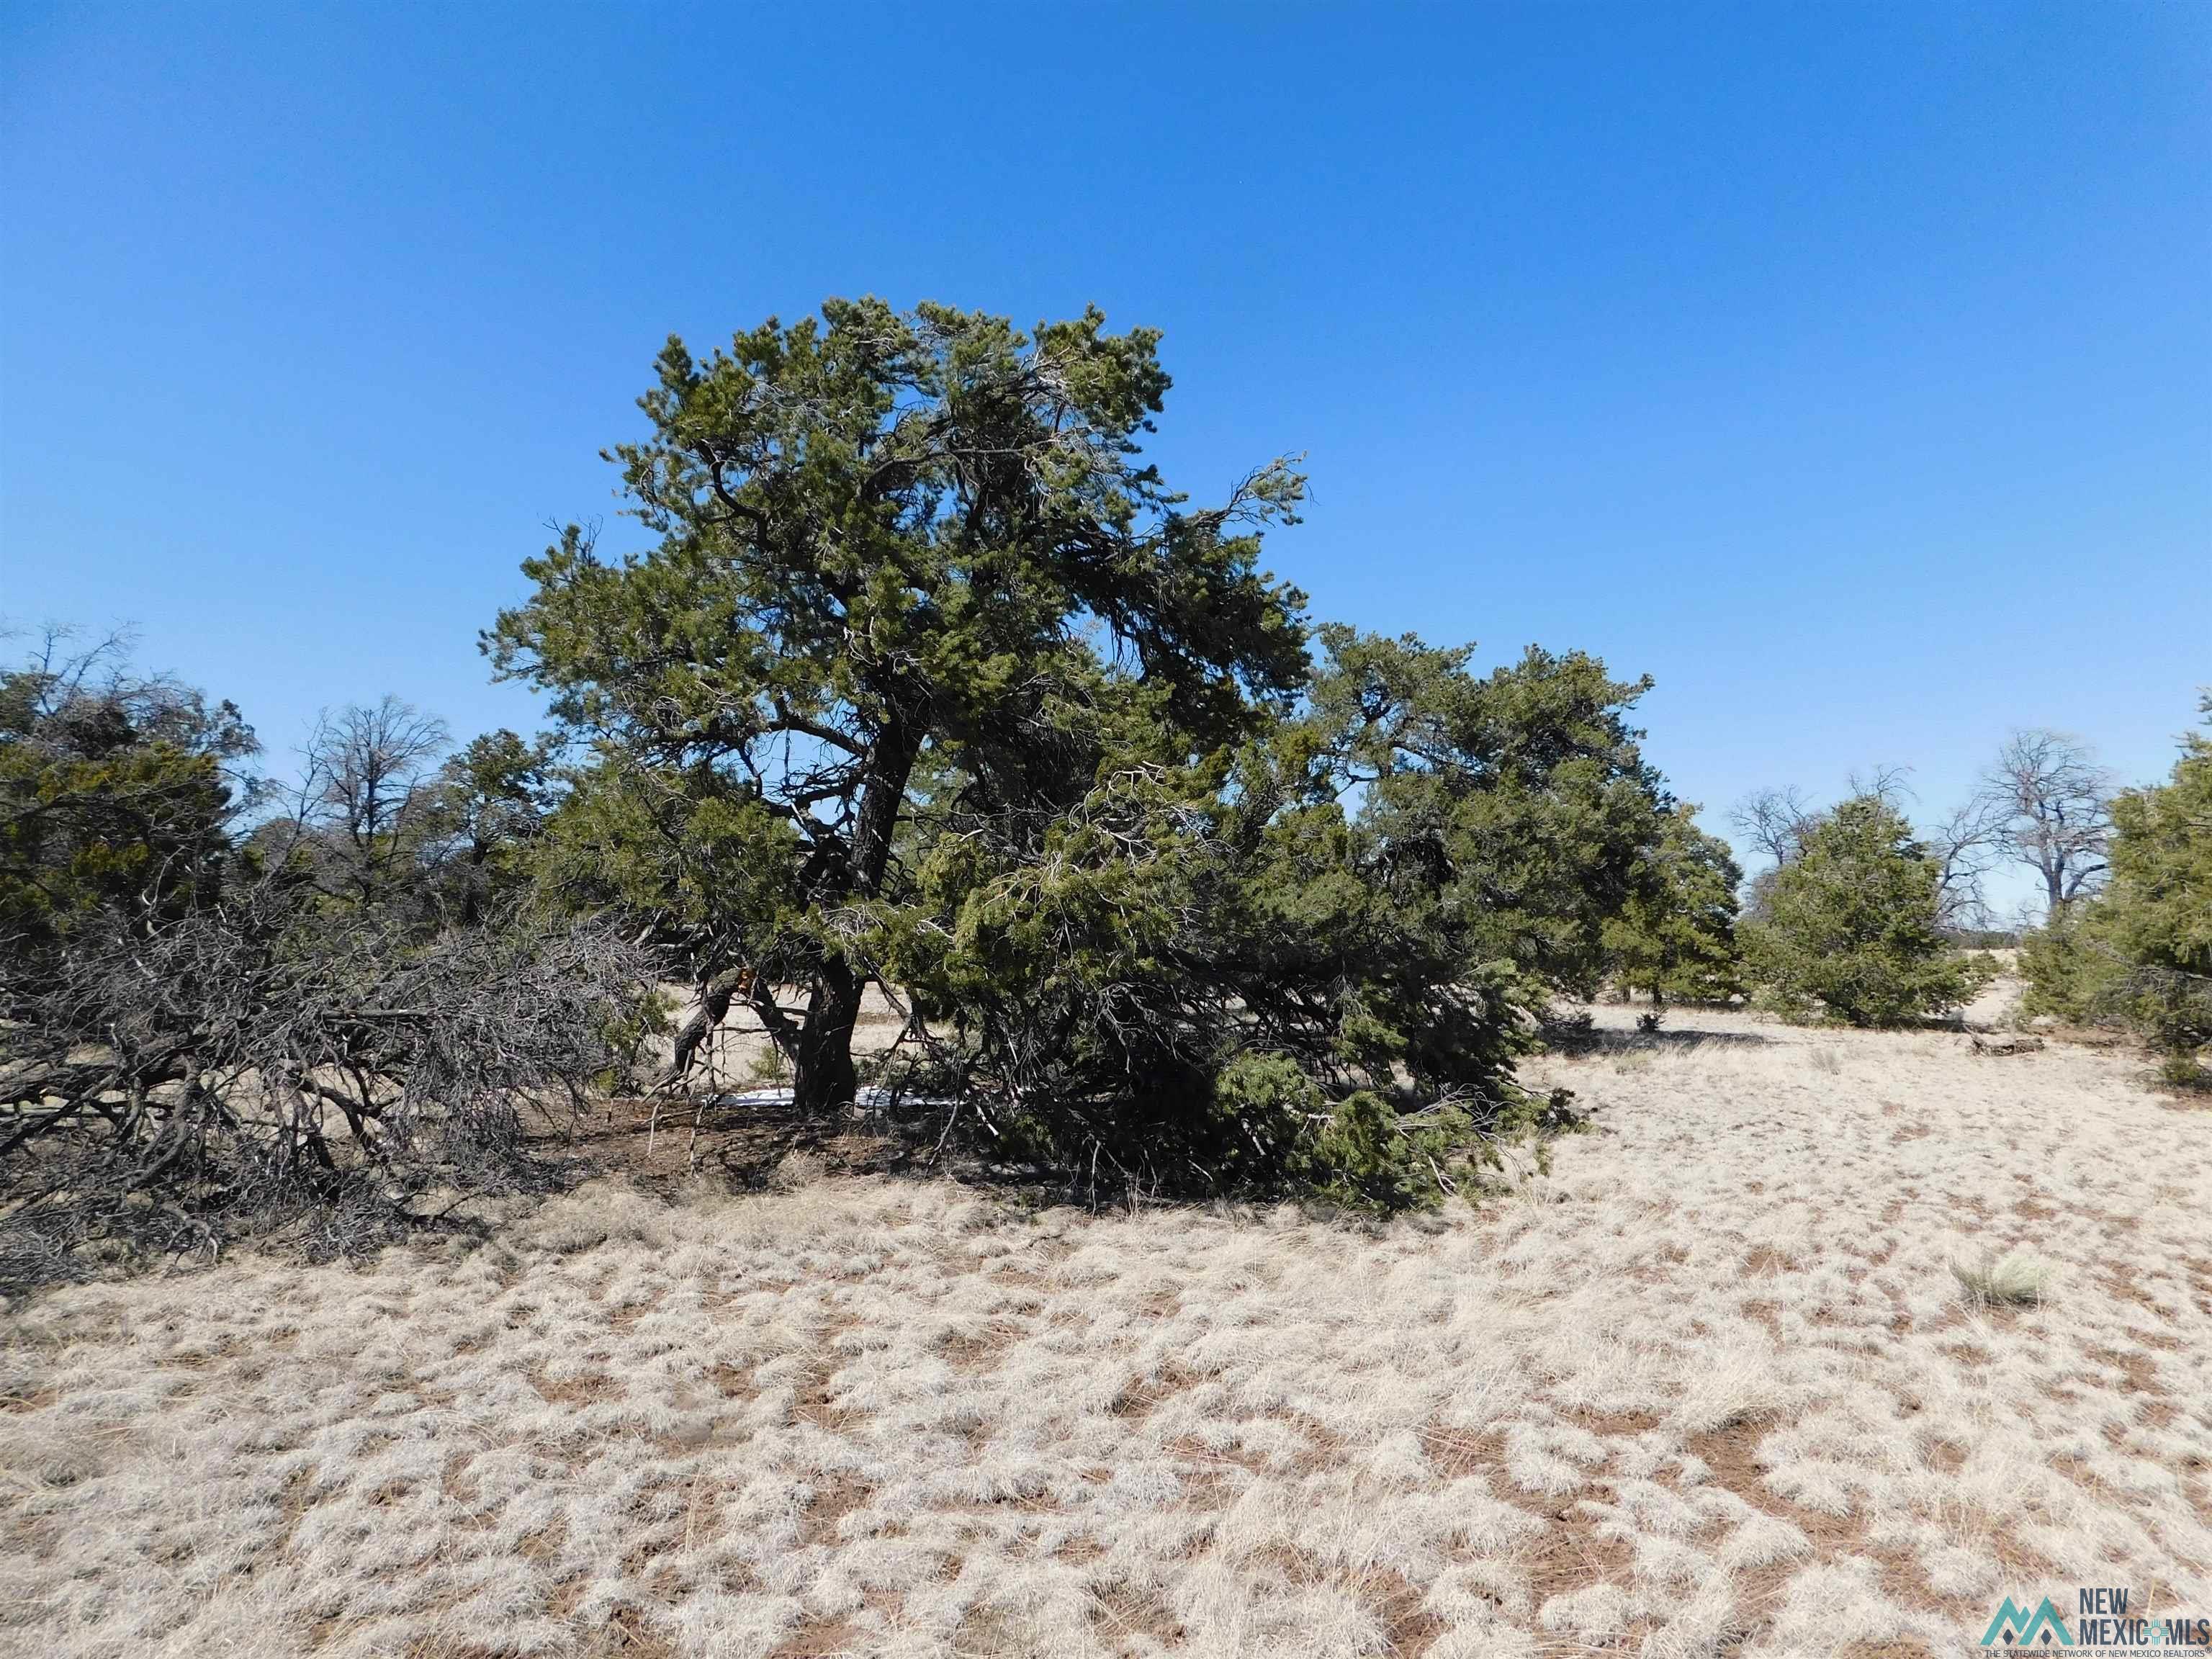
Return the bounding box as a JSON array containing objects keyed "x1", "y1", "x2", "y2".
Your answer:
[
  {"x1": 533, "y1": 1091, "x2": 925, "y2": 1194},
  {"x1": 1540, "y1": 1022, "x2": 1775, "y2": 1059}
]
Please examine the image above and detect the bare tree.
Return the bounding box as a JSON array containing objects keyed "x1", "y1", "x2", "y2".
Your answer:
[
  {"x1": 1925, "y1": 793, "x2": 2008, "y2": 930},
  {"x1": 1730, "y1": 786, "x2": 1820, "y2": 868},
  {"x1": 1845, "y1": 763, "x2": 1916, "y2": 809},
  {"x1": 1980, "y1": 729, "x2": 2113, "y2": 913},
  {"x1": 298, "y1": 698, "x2": 450, "y2": 904}
]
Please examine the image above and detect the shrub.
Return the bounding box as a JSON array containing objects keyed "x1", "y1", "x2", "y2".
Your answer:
[
  {"x1": 2018, "y1": 904, "x2": 2124, "y2": 1029},
  {"x1": 886, "y1": 742, "x2": 1550, "y2": 1210},
  {"x1": 1295, "y1": 1091, "x2": 1471, "y2": 1213},
  {"x1": 1742, "y1": 795, "x2": 1993, "y2": 1026},
  {"x1": 0, "y1": 635, "x2": 255, "y2": 956},
  {"x1": 1951, "y1": 1251, "x2": 2050, "y2": 1308}
]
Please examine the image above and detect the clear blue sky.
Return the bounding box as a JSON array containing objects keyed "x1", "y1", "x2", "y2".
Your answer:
[{"x1": 4, "y1": 3, "x2": 2206, "y2": 907}]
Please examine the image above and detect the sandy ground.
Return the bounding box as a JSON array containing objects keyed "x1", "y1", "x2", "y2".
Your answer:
[{"x1": 3, "y1": 997, "x2": 2208, "y2": 1658}]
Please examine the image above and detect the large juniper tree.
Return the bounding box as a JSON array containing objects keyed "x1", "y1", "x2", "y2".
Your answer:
[{"x1": 489, "y1": 300, "x2": 1308, "y2": 1114}]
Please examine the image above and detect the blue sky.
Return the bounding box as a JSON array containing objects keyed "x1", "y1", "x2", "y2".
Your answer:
[{"x1": 3, "y1": 3, "x2": 2206, "y2": 909}]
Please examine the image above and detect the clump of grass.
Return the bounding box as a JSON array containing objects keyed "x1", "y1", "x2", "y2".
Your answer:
[
  {"x1": 2154, "y1": 1053, "x2": 2209, "y2": 1092},
  {"x1": 1807, "y1": 1048, "x2": 1842, "y2": 1076},
  {"x1": 767, "y1": 1148, "x2": 828, "y2": 1192},
  {"x1": 1951, "y1": 1250, "x2": 2051, "y2": 1309}
]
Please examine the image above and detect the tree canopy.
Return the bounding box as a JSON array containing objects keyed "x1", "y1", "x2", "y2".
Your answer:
[
  {"x1": 489, "y1": 300, "x2": 1309, "y2": 1115},
  {"x1": 1304, "y1": 626, "x2": 1685, "y2": 999},
  {"x1": 1, "y1": 633, "x2": 256, "y2": 966},
  {"x1": 1602, "y1": 806, "x2": 1743, "y2": 1010}
]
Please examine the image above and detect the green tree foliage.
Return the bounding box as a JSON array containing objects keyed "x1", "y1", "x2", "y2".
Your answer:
[
  {"x1": 882, "y1": 704, "x2": 1559, "y2": 1203},
  {"x1": 1742, "y1": 794, "x2": 1992, "y2": 1025},
  {"x1": 416, "y1": 729, "x2": 560, "y2": 926},
  {"x1": 1602, "y1": 806, "x2": 1743, "y2": 1008},
  {"x1": 2022, "y1": 696, "x2": 2212, "y2": 1075},
  {"x1": 1, "y1": 634, "x2": 256, "y2": 966},
  {"x1": 487, "y1": 300, "x2": 1310, "y2": 1115},
  {"x1": 1303, "y1": 626, "x2": 1683, "y2": 999},
  {"x1": 487, "y1": 300, "x2": 1708, "y2": 1203},
  {"x1": 876, "y1": 616, "x2": 1692, "y2": 1200}
]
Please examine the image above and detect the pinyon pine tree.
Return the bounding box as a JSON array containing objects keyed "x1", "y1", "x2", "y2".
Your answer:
[
  {"x1": 1743, "y1": 793, "x2": 1991, "y2": 1026},
  {"x1": 489, "y1": 300, "x2": 1310, "y2": 1116}
]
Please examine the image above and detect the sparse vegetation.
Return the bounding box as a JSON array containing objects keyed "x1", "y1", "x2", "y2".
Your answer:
[
  {"x1": 0, "y1": 637, "x2": 657, "y2": 1290},
  {"x1": 6, "y1": 302, "x2": 1750, "y2": 1256},
  {"x1": 0, "y1": 306, "x2": 2193, "y2": 1659},
  {"x1": 4, "y1": 14, "x2": 2198, "y2": 1656},
  {"x1": 469, "y1": 302, "x2": 1720, "y2": 1210}
]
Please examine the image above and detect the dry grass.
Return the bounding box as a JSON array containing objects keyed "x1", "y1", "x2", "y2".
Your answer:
[
  {"x1": 4, "y1": 996, "x2": 2210, "y2": 1658},
  {"x1": 1949, "y1": 1251, "x2": 2051, "y2": 1310}
]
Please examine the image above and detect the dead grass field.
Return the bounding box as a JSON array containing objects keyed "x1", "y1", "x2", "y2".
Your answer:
[{"x1": 4, "y1": 996, "x2": 2209, "y2": 1658}]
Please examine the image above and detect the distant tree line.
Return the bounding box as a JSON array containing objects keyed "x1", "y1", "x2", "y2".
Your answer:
[
  {"x1": 1729, "y1": 714, "x2": 2208, "y2": 1084},
  {"x1": 4, "y1": 299, "x2": 2200, "y2": 1284}
]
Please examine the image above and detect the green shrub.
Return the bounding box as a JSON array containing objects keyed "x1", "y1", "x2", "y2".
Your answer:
[
  {"x1": 2018, "y1": 904, "x2": 2124, "y2": 1029},
  {"x1": 1743, "y1": 795, "x2": 1993, "y2": 1026},
  {"x1": 888, "y1": 743, "x2": 1547, "y2": 1210},
  {"x1": 1601, "y1": 805, "x2": 1743, "y2": 1007},
  {"x1": 1295, "y1": 1091, "x2": 1471, "y2": 1213}
]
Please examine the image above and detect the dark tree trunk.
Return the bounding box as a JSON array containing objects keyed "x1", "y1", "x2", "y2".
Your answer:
[
  {"x1": 793, "y1": 962, "x2": 863, "y2": 1115},
  {"x1": 788, "y1": 716, "x2": 922, "y2": 1115},
  {"x1": 662, "y1": 965, "x2": 752, "y2": 1087}
]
